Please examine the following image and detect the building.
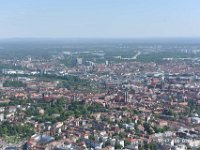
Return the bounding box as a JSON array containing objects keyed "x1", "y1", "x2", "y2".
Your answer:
[
  {"x1": 0, "y1": 81, "x2": 3, "y2": 89},
  {"x1": 27, "y1": 134, "x2": 55, "y2": 149},
  {"x1": 124, "y1": 91, "x2": 129, "y2": 103},
  {"x1": 76, "y1": 58, "x2": 83, "y2": 65},
  {"x1": 0, "y1": 113, "x2": 4, "y2": 121}
]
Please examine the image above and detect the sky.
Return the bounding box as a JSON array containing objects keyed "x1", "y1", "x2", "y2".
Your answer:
[{"x1": 0, "y1": 0, "x2": 200, "y2": 38}]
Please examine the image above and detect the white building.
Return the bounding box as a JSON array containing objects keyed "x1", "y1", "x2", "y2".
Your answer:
[
  {"x1": 191, "y1": 117, "x2": 200, "y2": 124},
  {"x1": 77, "y1": 58, "x2": 83, "y2": 65},
  {"x1": 174, "y1": 144, "x2": 187, "y2": 150},
  {"x1": 0, "y1": 113, "x2": 4, "y2": 121}
]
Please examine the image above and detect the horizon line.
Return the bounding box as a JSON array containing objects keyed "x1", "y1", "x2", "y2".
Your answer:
[{"x1": 1, "y1": 36, "x2": 200, "y2": 40}]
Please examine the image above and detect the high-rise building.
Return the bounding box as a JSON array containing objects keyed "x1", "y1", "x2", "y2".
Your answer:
[
  {"x1": 76, "y1": 58, "x2": 83, "y2": 65},
  {"x1": 0, "y1": 81, "x2": 3, "y2": 89},
  {"x1": 124, "y1": 91, "x2": 129, "y2": 103}
]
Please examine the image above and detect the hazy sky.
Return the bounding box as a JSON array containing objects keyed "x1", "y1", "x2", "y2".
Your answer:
[{"x1": 0, "y1": 0, "x2": 200, "y2": 38}]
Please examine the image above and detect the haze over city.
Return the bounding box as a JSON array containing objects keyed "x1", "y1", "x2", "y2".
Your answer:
[{"x1": 1, "y1": 1, "x2": 200, "y2": 150}]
